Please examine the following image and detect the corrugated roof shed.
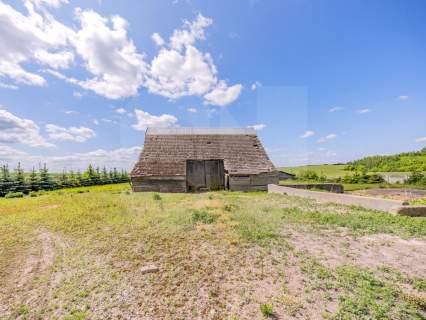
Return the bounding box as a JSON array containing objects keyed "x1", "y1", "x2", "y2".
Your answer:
[{"x1": 131, "y1": 128, "x2": 275, "y2": 177}]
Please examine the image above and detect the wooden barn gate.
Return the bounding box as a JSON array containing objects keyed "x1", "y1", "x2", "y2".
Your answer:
[{"x1": 186, "y1": 159, "x2": 225, "y2": 192}]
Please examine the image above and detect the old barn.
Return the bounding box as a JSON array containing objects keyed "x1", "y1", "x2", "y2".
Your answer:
[{"x1": 131, "y1": 128, "x2": 279, "y2": 192}]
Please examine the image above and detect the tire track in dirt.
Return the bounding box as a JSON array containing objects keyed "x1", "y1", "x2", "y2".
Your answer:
[{"x1": 0, "y1": 229, "x2": 68, "y2": 318}]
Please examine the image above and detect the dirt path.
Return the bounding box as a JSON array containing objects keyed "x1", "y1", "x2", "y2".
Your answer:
[
  {"x1": 349, "y1": 188, "x2": 426, "y2": 201},
  {"x1": 286, "y1": 227, "x2": 426, "y2": 278},
  {"x1": 0, "y1": 229, "x2": 68, "y2": 318}
]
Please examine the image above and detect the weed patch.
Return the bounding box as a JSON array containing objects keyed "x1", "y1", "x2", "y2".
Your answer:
[{"x1": 191, "y1": 209, "x2": 217, "y2": 224}]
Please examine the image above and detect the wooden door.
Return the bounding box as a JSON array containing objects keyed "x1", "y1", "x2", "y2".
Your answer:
[{"x1": 186, "y1": 160, "x2": 224, "y2": 192}]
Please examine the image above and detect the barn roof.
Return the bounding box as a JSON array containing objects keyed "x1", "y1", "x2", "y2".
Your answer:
[{"x1": 131, "y1": 128, "x2": 276, "y2": 177}]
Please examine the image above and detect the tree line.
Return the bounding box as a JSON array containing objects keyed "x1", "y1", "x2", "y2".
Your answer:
[
  {"x1": 345, "y1": 147, "x2": 426, "y2": 172},
  {"x1": 0, "y1": 163, "x2": 130, "y2": 197}
]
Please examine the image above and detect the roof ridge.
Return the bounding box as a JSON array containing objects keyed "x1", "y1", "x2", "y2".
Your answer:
[{"x1": 146, "y1": 127, "x2": 257, "y2": 135}]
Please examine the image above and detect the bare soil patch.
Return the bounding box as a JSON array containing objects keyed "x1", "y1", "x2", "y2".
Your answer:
[
  {"x1": 349, "y1": 188, "x2": 426, "y2": 201},
  {"x1": 286, "y1": 226, "x2": 426, "y2": 278},
  {"x1": 0, "y1": 229, "x2": 68, "y2": 317}
]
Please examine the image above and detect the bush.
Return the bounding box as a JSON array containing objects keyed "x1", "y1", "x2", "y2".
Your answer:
[
  {"x1": 29, "y1": 191, "x2": 38, "y2": 197},
  {"x1": 298, "y1": 170, "x2": 319, "y2": 181},
  {"x1": 153, "y1": 193, "x2": 162, "y2": 200},
  {"x1": 260, "y1": 303, "x2": 274, "y2": 317},
  {"x1": 191, "y1": 210, "x2": 216, "y2": 224},
  {"x1": 342, "y1": 172, "x2": 384, "y2": 184},
  {"x1": 406, "y1": 172, "x2": 424, "y2": 184},
  {"x1": 5, "y1": 192, "x2": 24, "y2": 198}
]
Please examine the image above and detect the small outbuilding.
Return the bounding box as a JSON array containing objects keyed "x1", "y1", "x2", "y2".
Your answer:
[{"x1": 131, "y1": 128, "x2": 279, "y2": 192}]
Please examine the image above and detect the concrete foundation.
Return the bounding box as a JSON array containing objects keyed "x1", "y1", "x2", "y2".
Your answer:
[{"x1": 268, "y1": 184, "x2": 426, "y2": 216}]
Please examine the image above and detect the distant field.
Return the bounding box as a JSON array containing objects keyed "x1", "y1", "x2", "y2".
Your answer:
[
  {"x1": 280, "y1": 164, "x2": 420, "y2": 180},
  {"x1": 280, "y1": 164, "x2": 348, "y2": 178},
  {"x1": 1, "y1": 184, "x2": 425, "y2": 319}
]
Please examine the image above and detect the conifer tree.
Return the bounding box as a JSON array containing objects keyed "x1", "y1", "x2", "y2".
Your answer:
[
  {"x1": 0, "y1": 165, "x2": 14, "y2": 196},
  {"x1": 57, "y1": 170, "x2": 70, "y2": 189},
  {"x1": 112, "y1": 168, "x2": 119, "y2": 183},
  {"x1": 76, "y1": 170, "x2": 84, "y2": 186},
  {"x1": 39, "y1": 164, "x2": 55, "y2": 190},
  {"x1": 101, "y1": 166, "x2": 110, "y2": 184},
  {"x1": 11, "y1": 163, "x2": 28, "y2": 194},
  {"x1": 68, "y1": 170, "x2": 78, "y2": 187},
  {"x1": 28, "y1": 167, "x2": 40, "y2": 191}
]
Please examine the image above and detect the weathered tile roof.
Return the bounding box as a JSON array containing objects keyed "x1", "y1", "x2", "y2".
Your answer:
[{"x1": 131, "y1": 128, "x2": 276, "y2": 177}]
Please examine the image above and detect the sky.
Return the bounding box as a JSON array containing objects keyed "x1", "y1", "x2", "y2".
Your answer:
[{"x1": 0, "y1": 0, "x2": 425, "y2": 172}]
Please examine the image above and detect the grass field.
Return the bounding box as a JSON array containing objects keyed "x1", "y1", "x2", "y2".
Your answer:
[
  {"x1": 1, "y1": 184, "x2": 425, "y2": 319},
  {"x1": 280, "y1": 164, "x2": 348, "y2": 178}
]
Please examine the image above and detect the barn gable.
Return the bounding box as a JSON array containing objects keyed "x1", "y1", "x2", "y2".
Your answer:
[{"x1": 131, "y1": 128, "x2": 278, "y2": 192}]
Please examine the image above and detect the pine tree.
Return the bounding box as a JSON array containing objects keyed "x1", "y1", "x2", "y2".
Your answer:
[
  {"x1": 68, "y1": 170, "x2": 78, "y2": 187},
  {"x1": 28, "y1": 167, "x2": 40, "y2": 192},
  {"x1": 39, "y1": 164, "x2": 55, "y2": 191},
  {"x1": 101, "y1": 166, "x2": 110, "y2": 184},
  {"x1": 10, "y1": 163, "x2": 28, "y2": 194},
  {"x1": 77, "y1": 170, "x2": 89, "y2": 186},
  {"x1": 0, "y1": 165, "x2": 14, "y2": 196},
  {"x1": 57, "y1": 170, "x2": 70, "y2": 189},
  {"x1": 112, "y1": 168, "x2": 119, "y2": 183},
  {"x1": 84, "y1": 164, "x2": 97, "y2": 186},
  {"x1": 120, "y1": 169, "x2": 129, "y2": 182}
]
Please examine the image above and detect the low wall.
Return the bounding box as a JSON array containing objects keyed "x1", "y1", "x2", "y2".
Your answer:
[
  {"x1": 268, "y1": 184, "x2": 426, "y2": 216},
  {"x1": 131, "y1": 176, "x2": 186, "y2": 193},
  {"x1": 283, "y1": 183, "x2": 344, "y2": 193}
]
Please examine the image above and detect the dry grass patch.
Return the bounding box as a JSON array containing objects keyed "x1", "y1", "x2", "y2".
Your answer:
[{"x1": 0, "y1": 184, "x2": 425, "y2": 319}]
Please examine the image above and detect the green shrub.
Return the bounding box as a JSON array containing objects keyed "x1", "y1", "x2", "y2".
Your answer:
[
  {"x1": 153, "y1": 193, "x2": 162, "y2": 200},
  {"x1": 298, "y1": 170, "x2": 319, "y2": 181},
  {"x1": 260, "y1": 303, "x2": 274, "y2": 317},
  {"x1": 5, "y1": 192, "x2": 24, "y2": 198},
  {"x1": 29, "y1": 191, "x2": 38, "y2": 197},
  {"x1": 191, "y1": 210, "x2": 216, "y2": 224}
]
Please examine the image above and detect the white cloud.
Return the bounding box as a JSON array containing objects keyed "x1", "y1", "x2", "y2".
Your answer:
[
  {"x1": 93, "y1": 119, "x2": 99, "y2": 125},
  {"x1": 187, "y1": 107, "x2": 197, "y2": 113},
  {"x1": 42, "y1": 146, "x2": 141, "y2": 171},
  {"x1": 0, "y1": 1, "x2": 74, "y2": 86},
  {"x1": 146, "y1": 14, "x2": 242, "y2": 106},
  {"x1": 0, "y1": 145, "x2": 142, "y2": 172},
  {"x1": 415, "y1": 137, "x2": 426, "y2": 142},
  {"x1": 328, "y1": 106, "x2": 343, "y2": 112},
  {"x1": 203, "y1": 81, "x2": 242, "y2": 106},
  {"x1": 63, "y1": 110, "x2": 78, "y2": 115},
  {"x1": 29, "y1": 0, "x2": 69, "y2": 8},
  {"x1": 251, "y1": 81, "x2": 261, "y2": 91},
  {"x1": 73, "y1": 91, "x2": 83, "y2": 98},
  {"x1": 247, "y1": 124, "x2": 265, "y2": 131},
  {"x1": 151, "y1": 32, "x2": 165, "y2": 46},
  {"x1": 132, "y1": 109, "x2": 178, "y2": 131},
  {"x1": 0, "y1": 5, "x2": 241, "y2": 105},
  {"x1": 317, "y1": 133, "x2": 337, "y2": 143},
  {"x1": 0, "y1": 109, "x2": 53, "y2": 147},
  {"x1": 169, "y1": 14, "x2": 212, "y2": 51},
  {"x1": 45, "y1": 124, "x2": 96, "y2": 142},
  {"x1": 63, "y1": 9, "x2": 147, "y2": 99},
  {"x1": 146, "y1": 45, "x2": 218, "y2": 99},
  {"x1": 300, "y1": 130, "x2": 315, "y2": 139},
  {"x1": 0, "y1": 144, "x2": 28, "y2": 162},
  {"x1": 398, "y1": 95, "x2": 409, "y2": 101},
  {"x1": 115, "y1": 107, "x2": 126, "y2": 114},
  {"x1": 357, "y1": 108, "x2": 371, "y2": 114},
  {"x1": 0, "y1": 82, "x2": 18, "y2": 90}
]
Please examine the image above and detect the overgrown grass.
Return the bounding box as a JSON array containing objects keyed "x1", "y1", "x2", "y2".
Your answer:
[
  {"x1": 0, "y1": 184, "x2": 425, "y2": 319},
  {"x1": 280, "y1": 206, "x2": 426, "y2": 237}
]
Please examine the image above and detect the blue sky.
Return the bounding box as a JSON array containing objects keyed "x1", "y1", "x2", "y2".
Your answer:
[{"x1": 0, "y1": 0, "x2": 425, "y2": 171}]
